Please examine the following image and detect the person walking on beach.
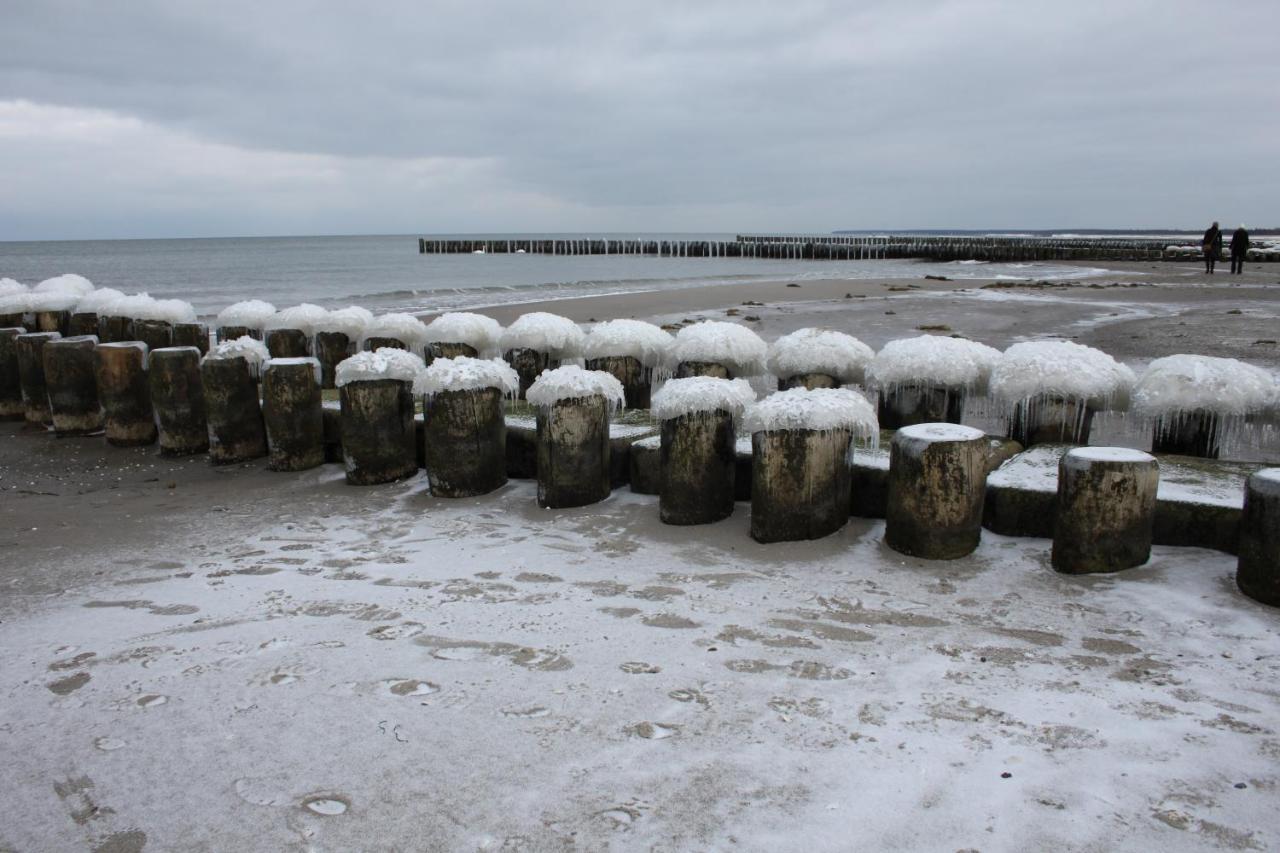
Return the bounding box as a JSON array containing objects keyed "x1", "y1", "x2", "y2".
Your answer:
[
  {"x1": 1230, "y1": 224, "x2": 1250, "y2": 274},
  {"x1": 1202, "y1": 221, "x2": 1222, "y2": 274}
]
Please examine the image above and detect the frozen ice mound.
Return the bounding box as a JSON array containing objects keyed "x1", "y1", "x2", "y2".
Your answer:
[
  {"x1": 335, "y1": 348, "x2": 426, "y2": 387},
  {"x1": 204, "y1": 335, "x2": 271, "y2": 377},
  {"x1": 362, "y1": 313, "x2": 429, "y2": 348},
  {"x1": 744, "y1": 386, "x2": 879, "y2": 441},
  {"x1": 526, "y1": 365, "x2": 625, "y2": 411},
  {"x1": 584, "y1": 319, "x2": 674, "y2": 368},
  {"x1": 668, "y1": 321, "x2": 767, "y2": 376},
  {"x1": 867, "y1": 335, "x2": 1000, "y2": 392},
  {"x1": 414, "y1": 356, "x2": 520, "y2": 397},
  {"x1": 217, "y1": 299, "x2": 278, "y2": 330},
  {"x1": 499, "y1": 312, "x2": 585, "y2": 359},
  {"x1": 1133, "y1": 354, "x2": 1277, "y2": 417},
  {"x1": 989, "y1": 340, "x2": 1135, "y2": 410},
  {"x1": 767, "y1": 328, "x2": 874, "y2": 384},
  {"x1": 74, "y1": 288, "x2": 126, "y2": 315},
  {"x1": 264, "y1": 303, "x2": 329, "y2": 336},
  {"x1": 34, "y1": 274, "x2": 94, "y2": 297},
  {"x1": 650, "y1": 376, "x2": 756, "y2": 421},
  {"x1": 314, "y1": 306, "x2": 374, "y2": 339},
  {"x1": 424, "y1": 312, "x2": 503, "y2": 357}
]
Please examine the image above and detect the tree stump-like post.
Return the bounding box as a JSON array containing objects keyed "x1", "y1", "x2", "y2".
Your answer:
[
  {"x1": 423, "y1": 387, "x2": 508, "y2": 497},
  {"x1": 885, "y1": 423, "x2": 988, "y2": 559},
  {"x1": 339, "y1": 378, "x2": 417, "y2": 484},
  {"x1": 777, "y1": 372, "x2": 839, "y2": 391},
  {"x1": 750, "y1": 428, "x2": 853, "y2": 542},
  {"x1": 173, "y1": 323, "x2": 210, "y2": 355},
  {"x1": 536, "y1": 396, "x2": 611, "y2": 508},
  {"x1": 586, "y1": 355, "x2": 651, "y2": 408},
  {"x1": 660, "y1": 410, "x2": 735, "y2": 524},
  {"x1": 94, "y1": 342, "x2": 157, "y2": 446},
  {"x1": 1009, "y1": 396, "x2": 1094, "y2": 446},
  {"x1": 313, "y1": 331, "x2": 353, "y2": 389},
  {"x1": 0, "y1": 326, "x2": 27, "y2": 420},
  {"x1": 16, "y1": 331, "x2": 61, "y2": 426},
  {"x1": 363, "y1": 336, "x2": 408, "y2": 352},
  {"x1": 35, "y1": 310, "x2": 71, "y2": 336},
  {"x1": 1051, "y1": 447, "x2": 1158, "y2": 574},
  {"x1": 878, "y1": 384, "x2": 965, "y2": 429},
  {"x1": 262, "y1": 358, "x2": 324, "y2": 471},
  {"x1": 0, "y1": 312, "x2": 25, "y2": 329},
  {"x1": 42, "y1": 335, "x2": 102, "y2": 435},
  {"x1": 1151, "y1": 410, "x2": 1221, "y2": 459},
  {"x1": 674, "y1": 360, "x2": 730, "y2": 379},
  {"x1": 201, "y1": 356, "x2": 267, "y2": 464},
  {"x1": 99, "y1": 315, "x2": 135, "y2": 344},
  {"x1": 134, "y1": 319, "x2": 174, "y2": 353},
  {"x1": 265, "y1": 328, "x2": 310, "y2": 359},
  {"x1": 69, "y1": 312, "x2": 99, "y2": 337},
  {"x1": 505, "y1": 348, "x2": 558, "y2": 398},
  {"x1": 149, "y1": 347, "x2": 208, "y2": 456},
  {"x1": 1237, "y1": 469, "x2": 1280, "y2": 606},
  {"x1": 425, "y1": 341, "x2": 478, "y2": 365},
  {"x1": 216, "y1": 324, "x2": 254, "y2": 343}
]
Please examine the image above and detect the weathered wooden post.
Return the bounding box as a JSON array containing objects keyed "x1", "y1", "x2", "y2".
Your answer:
[
  {"x1": 423, "y1": 311, "x2": 503, "y2": 364},
  {"x1": 1052, "y1": 447, "x2": 1159, "y2": 574},
  {"x1": 30, "y1": 295, "x2": 78, "y2": 336},
  {"x1": 651, "y1": 377, "x2": 755, "y2": 525},
  {"x1": 0, "y1": 282, "x2": 30, "y2": 330},
  {"x1": 885, "y1": 423, "x2": 989, "y2": 558},
  {"x1": 668, "y1": 320, "x2": 766, "y2": 381},
  {"x1": 313, "y1": 306, "x2": 372, "y2": 389},
  {"x1": 201, "y1": 337, "x2": 270, "y2": 464},
  {"x1": 134, "y1": 319, "x2": 174, "y2": 352},
  {"x1": 98, "y1": 313, "x2": 135, "y2": 344},
  {"x1": 42, "y1": 335, "x2": 103, "y2": 435},
  {"x1": 16, "y1": 331, "x2": 61, "y2": 425},
  {"x1": 500, "y1": 312, "x2": 585, "y2": 398},
  {"x1": 1132, "y1": 355, "x2": 1275, "y2": 460},
  {"x1": 990, "y1": 341, "x2": 1134, "y2": 447},
  {"x1": 527, "y1": 366, "x2": 624, "y2": 508},
  {"x1": 867, "y1": 336, "x2": 1000, "y2": 429},
  {"x1": 94, "y1": 342, "x2": 157, "y2": 446},
  {"x1": 584, "y1": 319, "x2": 673, "y2": 409},
  {"x1": 262, "y1": 357, "x2": 325, "y2": 471},
  {"x1": 69, "y1": 288, "x2": 124, "y2": 339},
  {"x1": 335, "y1": 349, "x2": 424, "y2": 484},
  {"x1": 263, "y1": 303, "x2": 326, "y2": 359},
  {"x1": 149, "y1": 347, "x2": 208, "y2": 455},
  {"x1": 418, "y1": 356, "x2": 519, "y2": 497},
  {"x1": 0, "y1": 326, "x2": 26, "y2": 420},
  {"x1": 361, "y1": 313, "x2": 429, "y2": 357},
  {"x1": 746, "y1": 387, "x2": 879, "y2": 543},
  {"x1": 216, "y1": 299, "x2": 276, "y2": 343},
  {"x1": 1237, "y1": 469, "x2": 1280, "y2": 606},
  {"x1": 767, "y1": 327, "x2": 873, "y2": 391},
  {"x1": 173, "y1": 323, "x2": 210, "y2": 354}
]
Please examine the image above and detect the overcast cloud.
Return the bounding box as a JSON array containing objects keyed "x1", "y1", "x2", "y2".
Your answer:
[{"x1": 1, "y1": 0, "x2": 1277, "y2": 240}]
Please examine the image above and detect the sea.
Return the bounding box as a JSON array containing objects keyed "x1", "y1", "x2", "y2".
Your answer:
[{"x1": 0, "y1": 233, "x2": 1109, "y2": 319}]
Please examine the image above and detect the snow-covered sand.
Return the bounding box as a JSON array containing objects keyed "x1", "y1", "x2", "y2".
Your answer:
[{"x1": 1, "y1": 427, "x2": 1277, "y2": 851}]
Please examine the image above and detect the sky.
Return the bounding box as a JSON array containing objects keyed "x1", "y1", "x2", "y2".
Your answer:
[{"x1": 1, "y1": 0, "x2": 1277, "y2": 240}]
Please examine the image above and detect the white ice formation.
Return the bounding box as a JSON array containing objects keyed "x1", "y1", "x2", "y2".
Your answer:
[
  {"x1": 362, "y1": 313, "x2": 429, "y2": 349},
  {"x1": 668, "y1": 321, "x2": 767, "y2": 376},
  {"x1": 867, "y1": 335, "x2": 1001, "y2": 392},
  {"x1": 314, "y1": 306, "x2": 374, "y2": 340},
  {"x1": 767, "y1": 328, "x2": 874, "y2": 384},
  {"x1": 584, "y1": 319, "x2": 674, "y2": 370},
  {"x1": 499, "y1": 312, "x2": 585, "y2": 359},
  {"x1": 217, "y1": 300, "x2": 278, "y2": 331},
  {"x1": 526, "y1": 365, "x2": 626, "y2": 411},
  {"x1": 650, "y1": 376, "x2": 756, "y2": 422},
  {"x1": 989, "y1": 340, "x2": 1135, "y2": 411},
  {"x1": 204, "y1": 335, "x2": 271, "y2": 377},
  {"x1": 424, "y1": 312, "x2": 504, "y2": 357},
  {"x1": 413, "y1": 356, "x2": 521, "y2": 398},
  {"x1": 743, "y1": 387, "x2": 879, "y2": 443},
  {"x1": 334, "y1": 347, "x2": 426, "y2": 387},
  {"x1": 265, "y1": 303, "x2": 330, "y2": 336}
]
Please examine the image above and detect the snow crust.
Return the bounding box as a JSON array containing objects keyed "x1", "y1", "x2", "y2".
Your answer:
[
  {"x1": 265, "y1": 356, "x2": 322, "y2": 384},
  {"x1": 314, "y1": 306, "x2": 374, "y2": 339},
  {"x1": 897, "y1": 423, "x2": 985, "y2": 443},
  {"x1": 584, "y1": 319, "x2": 674, "y2": 368},
  {"x1": 989, "y1": 340, "x2": 1135, "y2": 410},
  {"x1": 499, "y1": 312, "x2": 585, "y2": 358},
  {"x1": 766, "y1": 328, "x2": 874, "y2": 384},
  {"x1": 526, "y1": 365, "x2": 625, "y2": 410},
  {"x1": 0, "y1": 292, "x2": 31, "y2": 314},
  {"x1": 265, "y1": 303, "x2": 329, "y2": 336},
  {"x1": 109, "y1": 293, "x2": 156, "y2": 320},
  {"x1": 424, "y1": 312, "x2": 503, "y2": 357},
  {"x1": 363, "y1": 313, "x2": 429, "y2": 348},
  {"x1": 649, "y1": 377, "x2": 756, "y2": 421},
  {"x1": 74, "y1": 288, "x2": 126, "y2": 315},
  {"x1": 743, "y1": 387, "x2": 879, "y2": 441},
  {"x1": 204, "y1": 336, "x2": 271, "y2": 377},
  {"x1": 334, "y1": 348, "x2": 426, "y2": 387},
  {"x1": 26, "y1": 291, "x2": 80, "y2": 312},
  {"x1": 217, "y1": 300, "x2": 277, "y2": 330},
  {"x1": 34, "y1": 274, "x2": 94, "y2": 296},
  {"x1": 413, "y1": 356, "x2": 520, "y2": 397},
  {"x1": 867, "y1": 335, "x2": 1000, "y2": 391},
  {"x1": 0, "y1": 278, "x2": 26, "y2": 297},
  {"x1": 1064, "y1": 446, "x2": 1155, "y2": 467},
  {"x1": 668, "y1": 321, "x2": 767, "y2": 376},
  {"x1": 1133, "y1": 355, "x2": 1276, "y2": 417}
]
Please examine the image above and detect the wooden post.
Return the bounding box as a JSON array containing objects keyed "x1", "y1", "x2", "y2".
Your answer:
[
  {"x1": 201, "y1": 356, "x2": 268, "y2": 464},
  {"x1": 505, "y1": 347, "x2": 558, "y2": 399},
  {"x1": 878, "y1": 384, "x2": 965, "y2": 429},
  {"x1": 675, "y1": 361, "x2": 731, "y2": 379},
  {"x1": 134, "y1": 319, "x2": 174, "y2": 353},
  {"x1": 885, "y1": 423, "x2": 988, "y2": 559},
  {"x1": 16, "y1": 331, "x2": 61, "y2": 426},
  {"x1": 750, "y1": 428, "x2": 852, "y2": 542},
  {"x1": 265, "y1": 328, "x2": 310, "y2": 359},
  {"x1": 362, "y1": 336, "x2": 409, "y2": 352},
  {"x1": 660, "y1": 410, "x2": 736, "y2": 525},
  {"x1": 216, "y1": 324, "x2": 254, "y2": 343},
  {"x1": 778, "y1": 372, "x2": 838, "y2": 391},
  {"x1": 425, "y1": 341, "x2": 478, "y2": 364},
  {"x1": 1052, "y1": 447, "x2": 1158, "y2": 574},
  {"x1": 1151, "y1": 410, "x2": 1221, "y2": 459},
  {"x1": 35, "y1": 310, "x2": 71, "y2": 336},
  {"x1": 536, "y1": 396, "x2": 611, "y2": 508},
  {"x1": 149, "y1": 347, "x2": 208, "y2": 456},
  {"x1": 99, "y1": 315, "x2": 135, "y2": 344},
  {"x1": 339, "y1": 378, "x2": 418, "y2": 484},
  {"x1": 0, "y1": 326, "x2": 26, "y2": 420},
  {"x1": 1237, "y1": 469, "x2": 1280, "y2": 606},
  {"x1": 423, "y1": 387, "x2": 508, "y2": 497},
  {"x1": 69, "y1": 312, "x2": 99, "y2": 337},
  {"x1": 42, "y1": 335, "x2": 103, "y2": 435},
  {"x1": 262, "y1": 358, "x2": 324, "y2": 471},
  {"x1": 173, "y1": 323, "x2": 210, "y2": 355},
  {"x1": 585, "y1": 355, "x2": 651, "y2": 409},
  {"x1": 95, "y1": 342, "x2": 157, "y2": 446},
  {"x1": 314, "y1": 331, "x2": 353, "y2": 390},
  {"x1": 1008, "y1": 396, "x2": 1094, "y2": 446}
]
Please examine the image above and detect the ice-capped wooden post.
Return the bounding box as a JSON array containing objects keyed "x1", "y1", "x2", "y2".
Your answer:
[
  {"x1": 313, "y1": 306, "x2": 371, "y2": 389},
  {"x1": 990, "y1": 341, "x2": 1134, "y2": 447},
  {"x1": 419, "y1": 356, "x2": 519, "y2": 497},
  {"x1": 98, "y1": 313, "x2": 135, "y2": 344},
  {"x1": 216, "y1": 299, "x2": 276, "y2": 343},
  {"x1": 173, "y1": 323, "x2": 210, "y2": 355},
  {"x1": 527, "y1": 366, "x2": 624, "y2": 508},
  {"x1": 16, "y1": 331, "x2": 61, "y2": 425},
  {"x1": 201, "y1": 337, "x2": 270, "y2": 464},
  {"x1": 885, "y1": 423, "x2": 989, "y2": 559},
  {"x1": 867, "y1": 336, "x2": 999, "y2": 429},
  {"x1": 149, "y1": 347, "x2": 208, "y2": 455},
  {"x1": 134, "y1": 319, "x2": 174, "y2": 352},
  {"x1": 651, "y1": 377, "x2": 755, "y2": 525},
  {"x1": 584, "y1": 319, "x2": 674, "y2": 409},
  {"x1": 262, "y1": 357, "x2": 325, "y2": 471},
  {"x1": 94, "y1": 342, "x2": 157, "y2": 446},
  {"x1": 335, "y1": 349, "x2": 424, "y2": 485},
  {"x1": 42, "y1": 335, "x2": 103, "y2": 435},
  {"x1": 126, "y1": 295, "x2": 195, "y2": 353},
  {"x1": 767, "y1": 328, "x2": 873, "y2": 392},
  {"x1": 746, "y1": 387, "x2": 879, "y2": 543},
  {"x1": 423, "y1": 312, "x2": 502, "y2": 365},
  {"x1": 71, "y1": 287, "x2": 125, "y2": 339},
  {"x1": 361, "y1": 313, "x2": 429, "y2": 357},
  {"x1": 669, "y1": 320, "x2": 767, "y2": 381},
  {"x1": 0, "y1": 326, "x2": 27, "y2": 420},
  {"x1": 0, "y1": 281, "x2": 30, "y2": 330},
  {"x1": 264, "y1": 303, "x2": 326, "y2": 359},
  {"x1": 1133, "y1": 355, "x2": 1274, "y2": 460},
  {"x1": 500, "y1": 312, "x2": 586, "y2": 399},
  {"x1": 1237, "y1": 469, "x2": 1280, "y2": 606},
  {"x1": 28, "y1": 275, "x2": 92, "y2": 336},
  {"x1": 1051, "y1": 447, "x2": 1158, "y2": 574}
]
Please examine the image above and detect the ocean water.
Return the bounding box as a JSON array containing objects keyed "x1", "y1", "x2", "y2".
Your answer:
[{"x1": 0, "y1": 233, "x2": 1108, "y2": 319}]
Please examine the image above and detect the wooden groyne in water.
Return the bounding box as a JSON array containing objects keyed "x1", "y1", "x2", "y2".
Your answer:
[{"x1": 417, "y1": 235, "x2": 1280, "y2": 263}]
